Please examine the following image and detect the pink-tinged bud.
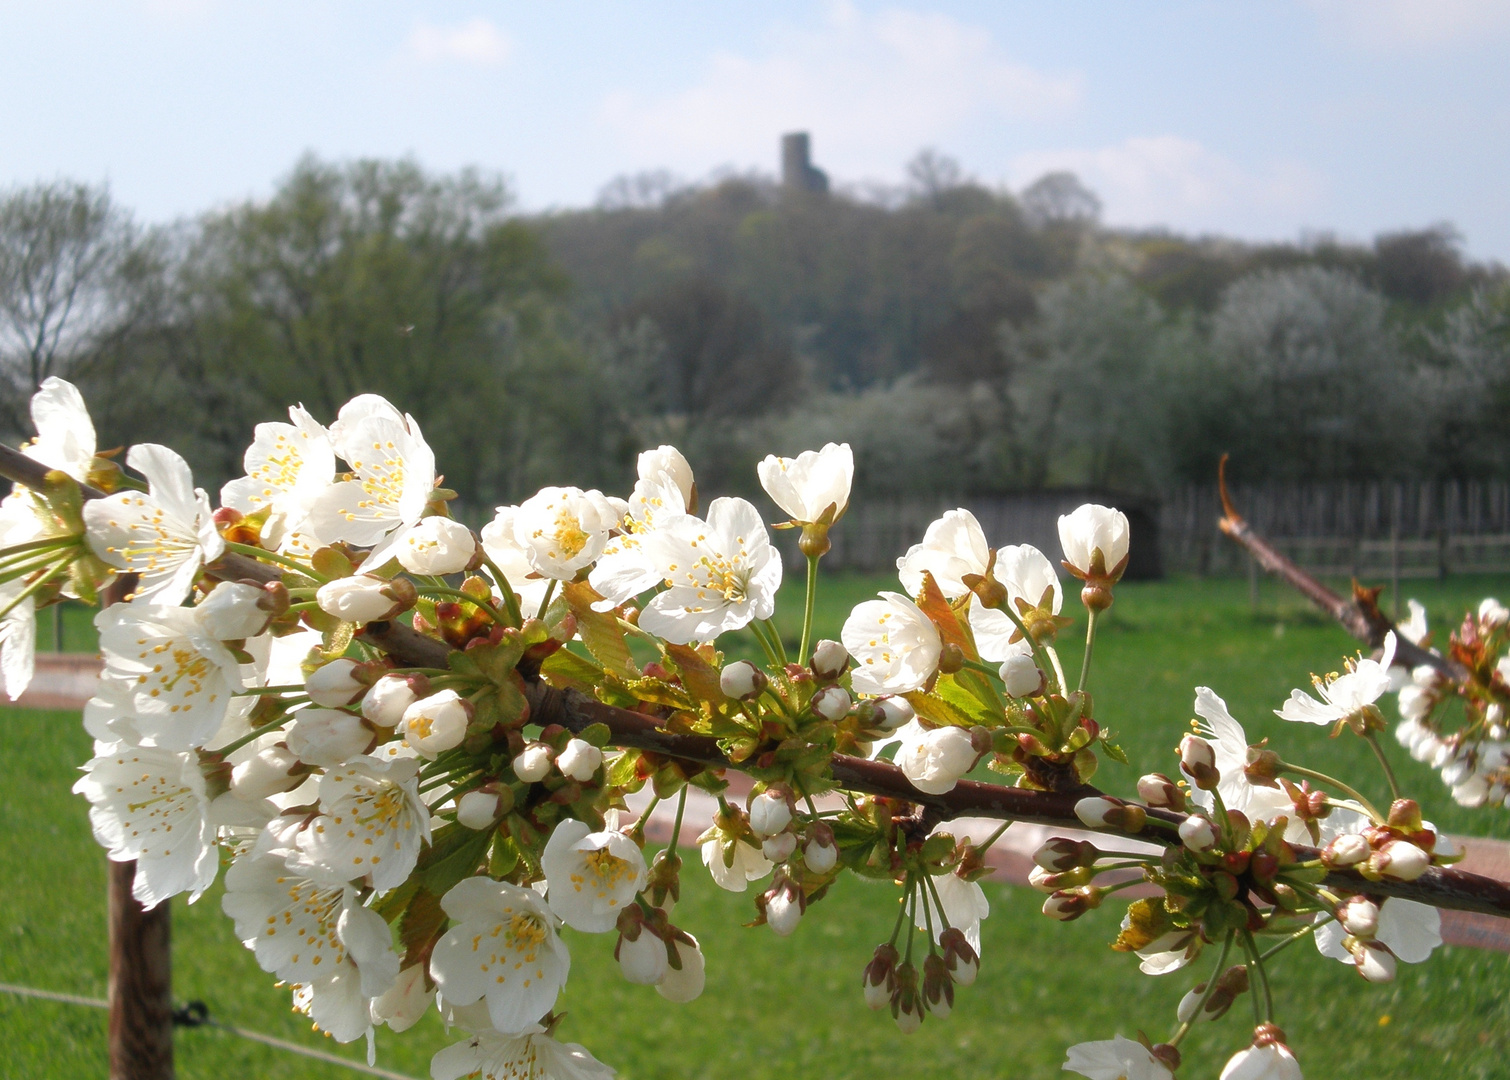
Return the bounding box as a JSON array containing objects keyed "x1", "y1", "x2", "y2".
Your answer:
[
  {"x1": 998, "y1": 653, "x2": 1043, "y2": 698},
  {"x1": 1180, "y1": 734, "x2": 1219, "y2": 790},
  {"x1": 1372, "y1": 840, "x2": 1430, "y2": 881},
  {"x1": 512, "y1": 742, "x2": 553, "y2": 782},
  {"x1": 862, "y1": 943, "x2": 899, "y2": 1010},
  {"x1": 1179, "y1": 814, "x2": 1219, "y2": 853},
  {"x1": 556, "y1": 737, "x2": 603, "y2": 782},
  {"x1": 1387, "y1": 798, "x2": 1424, "y2": 832},
  {"x1": 305, "y1": 658, "x2": 365, "y2": 707},
  {"x1": 455, "y1": 789, "x2": 501, "y2": 830},
  {"x1": 1137, "y1": 772, "x2": 1186, "y2": 810},
  {"x1": 871, "y1": 696, "x2": 914, "y2": 733},
  {"x1": 810, "y1": 639, "x2": 850, "y2": 680},
  {"x1": 1351, "y1": 939, "x2": 1397, "y2": 983},
  {"x1": 1042, "y1": 887, "x2": 1100, "y2": 921},
  {"x1": 939, "y1": 927, "x2": 978, "y2": 987},
  {"x1": 810, "y1": 685, "x2": 852, "y2": 721},
  {"x1": 720, "y1": 660, "x2": 767, "y2": 701},
  {"x1": 749, "y1": 789, "x2": 793, "y2": 837},
  {"x1": 1322, "y1": 833, "x2": 1371, "y2": 867},
  {"x1": 921, "y1": 953, "x2": 953, "y2": 1018},
  {"x1": 1074, "y1": 796, "x2": 1146, "y2": 833},
  {"x1": 1029, "y1": 865, "x2": 1094, "y2": 893},
  {"x1": 1338, "y1": 896, "x2": 1380, "y2": 938},
  {"x1": 1033, "y1": 837, "x2": 1099, "y2": 872}
]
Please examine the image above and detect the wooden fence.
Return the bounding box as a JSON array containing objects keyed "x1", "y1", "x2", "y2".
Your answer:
[{"x1": 795, "y1": 480, "x2": 1510, "y2": 579}]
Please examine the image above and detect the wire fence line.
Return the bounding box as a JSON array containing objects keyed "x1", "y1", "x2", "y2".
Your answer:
[{"x1": 0, "y1": 981, "x2": 419, "y2": 1080}]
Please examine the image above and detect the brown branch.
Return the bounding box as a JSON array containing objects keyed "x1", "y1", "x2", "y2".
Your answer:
[
  {"x1": 1217, "y1": 458, "x2": 1462, "y2": 679},
  {"x1": 5, "y1": 444, "x2": 1508, "y2": 918}
]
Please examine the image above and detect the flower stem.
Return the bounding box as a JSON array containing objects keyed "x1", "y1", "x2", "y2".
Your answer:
[
  {"x1": 207, "y1": 721, "x2": 287, "y2": 758},
  {"x1": 222, "y1": 541, "x2": 328, "y2": 583},
  {"x1": 1258, "y1": 921, "x2": 1320, "y2": 963},
  {"x1": 416, "y1": 585, "x2": 506, "y2": 626},
  {"x1": 993, "y1": 601, "x2": 1058, "y2": 694},
  {"x1": 535, "y1": 579, "x2": 557, "y2": 620},
  {"x1": 1278, "y1": 761, "x2": 1384, "y2": 823},
  {"x1": 1363, "y1": 730, "x2": 1402, "y2": 803},
  {"x1": 1077, "y1": 608, "x2": 1100, "y2": 695},
  {"x1": 1240, "y1": 930, "x2": 1275, "y2": 1023},
  {"x1": 0, "y1": 552, "x2": 77, "y2": 619},
  {"x1": 889, "y1": 877, "x2": 913, "y2": 947},
  {"x1": 763, "y1": 618, "x2": 788, "y2": 666},
  {"x1": 1168, "y1": 932, "x2": 1233, "y2": 1047},
  {"x1": 798, "y1": 552, "x2": 819, "y2": 667},
  {"x1": 478, "y1": 552, "x2": 523, "y2": 627},
  {"x1": 668, "y1": 787, "x2": 688, "y2": 853}
]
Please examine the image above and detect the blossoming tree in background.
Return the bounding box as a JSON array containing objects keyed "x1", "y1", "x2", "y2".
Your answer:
[{"x1": 2, "y1": 378, "x2": 1509, "y2": 1080}]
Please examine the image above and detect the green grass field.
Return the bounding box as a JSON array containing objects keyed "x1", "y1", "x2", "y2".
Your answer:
[{"x1": 4, "y1": 573, "x2": 1510, "y2": 1079}]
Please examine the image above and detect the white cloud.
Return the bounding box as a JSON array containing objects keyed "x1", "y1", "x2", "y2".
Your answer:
[
  {"x1": 1308, "y1": 0, "x2": 1510, "y2": 50},
  {"x1": 601, "y1": 2, "x2": 1079, "y2": 180},
  {"x1": 405, "y1": 18, "x2": 512, "y2": 66},
  {"x1": 1011, "y1": 136, "x2": 1325, "y2": 236}
]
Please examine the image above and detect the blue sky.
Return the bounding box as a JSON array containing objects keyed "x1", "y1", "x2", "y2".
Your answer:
[{"x1": 4, "y1": 0, "x2": 1508, "y2": 258}]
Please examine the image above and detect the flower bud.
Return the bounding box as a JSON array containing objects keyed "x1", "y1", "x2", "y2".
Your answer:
[
  {"x1": 362, "y1": 674, "x2": 423, "y2": 727},
  {"x1": 656, "y1": 933, "x2": 706, "y2": 1003},
  {"x1": 1179, "y1": 734, "x2": 1219, "y2": 790},
  {"x1": 305, "y1": 659, "x2": 365, "y2": 707},
  {"x1": 395, "y1": 516, "x2": 476, "y2": 576},
  {"x1": 400, "y1": 689, "x2": 472, "y2": 757},
  {"x1": 1029, "y1": 865, "x2": 1093, "y2": 893},
  {"x1": 921, "y1": 954, "x2": 953, "y2": 1018},
  {"x1": 998, "y1": 653, "x2": 1043, "y2": 698},
  {"x1": 763, "y1": 879, "x2": 804, "y2": 937},
  {"x1": 556, "y1": 737, "x2": 603, "y2": 782},
  {"x1": 1073, "y1": 796, "x2": 1145, "y2": 833},
  {"x1": 803, "y1": 831, "x2": 838, "y2": 874},
  {"x1": 937, "y1": 642, "x2": 965, "y2": 674},
  {"x1": 1179, "y1": 814, "x2": 1219, "y2": 853},
  {"x1": 617, "y1": 928, "x2": 669, "y2": 985},
  {"x1": 1033, "y1": 837, "x2": 1098, "y2": 872},
  {"x1": 512, "y1": 742, "x2": 553, "y2": 783},
  {"x1": 871, "y1": 696, "x2": 914, "y2": 733},
  {"x1": 196, "y1": 581, "x2": 273, "y2": 640},
  {"x1": 1322, "y1": 832, "x2": 1371, "y2": 867},
  {"x1": 891, "y1": 962, "x2": 923, "y2": 1033},
  {"x1": 810, "y1": 685, "x2": 851, "y2": 721},
  {"x1": 1137, "y1": 772, "x2": 1186, "y2": 810},
  {"x1": 1351, "y1": 939, "x2": 1397, "y2": 983},
  {"x1": 1338, "y1": 896, "x2": 1380, "y2": 938},
  {"x1": 1386, "y1": 798, "x2": 1424, "y2": 832},
  {"x1": 810, "y1": 639, "x2": 850, "y2": 680},
  {"x1": 720, "y1": 660, "x2": 768, "y2": 701},
  {"x1": 749, "y1": 789, "x2": 793, "y2": 838},
  {"x1": 315, "y1": 574, "x2": 413, "y2": 623},
  {"x1": 762, "y1": 832, "x2": 798, "y2": 862},
  {"x1": 862, "y1": 943, "x2": 899, "y2": 1010},
  {"x1": 456, "y1": 789, "x2": 501, "y2": 830},
  {"x1": 939, "y1": 927, "x2": 978, "y2": 987},
  {"x1": 285, "y1": 708, "x2": 374, "y2": 767},
  {"x1": 230, "y1": 743, "x2": 305, "y2": 800},
  {"x1": 1042, "y1": 887, "x2": 1100, "y2": 921},
  {"x1": 1371, "y1": 840, "x2": 1430, "y2": 881}
]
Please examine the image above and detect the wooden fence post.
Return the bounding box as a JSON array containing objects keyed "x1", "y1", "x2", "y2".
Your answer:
[{"x1": 100, "y1": 571, "x2": 174, "y2": 1080}]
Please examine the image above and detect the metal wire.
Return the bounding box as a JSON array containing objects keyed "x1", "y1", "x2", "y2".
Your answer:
[{"x1": 0, "y1": 981, "x2": 419, "y2": 1080}]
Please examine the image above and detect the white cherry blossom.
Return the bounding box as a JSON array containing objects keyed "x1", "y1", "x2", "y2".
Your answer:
[
  {"x1": 23, "y1": 376, "x2": 96, "y2": 481},
  {"x1": 306, "y1": 401, "x2": 436, "y2": 571},
  {"x1": 1277, "y1": 633, "x2": 1397, "y2": 726},
  {"x1": 73, "y1": 742, "x2": 218, "y2": 906},
  {"x1": 513, "y1": 486, "x2": 617, "y2": 581},
  {"x1": 1220, "y1": 1041, "x2": 1302, "y2": 1080},
  {"x1": 431, "y1": 1022, "x2": 614, "y2": 1080},
  {"x1": 635, "y1": 497, "x2": 781, "y2": 644},
  {"x1": 541, "y1": 818, "x2": 648, "y2": 933},
  {"x1": 637, "y1": 444, "x2": 695, "y2": 506},
  {"x1": 395, "y1": 516, "x2": 475, "y2": 576},
  {"x1": 700, "y1": 827, "x2": 773, "y2": 893},
  {"x1": 756, "y1": 442, "x2": 854, "y2": 524},
  {"x1": 296, "y1": 756, "x2": 430, "y2": 890},
  {"x1": 587, "y1": 474, "x2": 685, "y2": 612},
  {"x1": 84, "y1": 443, "x2": 224, "y2": 604},
  {"x1": 1058, "y1": 503, "x2": 1131, "y2": 580},
  {"x1": 480, "y1": 505, "x2": 553, "y2": 616},
  {"x1": 893, "y1": 721, "x2": 977, "y2": 795},
  {"x1": 1063, "y1": 1036, "x2": 1174, "y2": 1080},
  {"x1": 429, "y1": 878, "x2": 571, "y2": 1034},
  {"x1": 842, "y1": 592, "x2": 942, "y2": 696},
  {"x1": 1314, "y1": 898, "x2": 1441, "y2": 967},
  {"x1": 896, "y1": 508, "x2": 990, "y2": 599},
  {"x1": 94, "y1": 602, "x2": 243, "y2": 750},
  {"x1": 915, "y1": 868, "x2": 990, "y2": 953},
  {"x1": 219, "y1": 405, "x2": 335, "y2": 543}
]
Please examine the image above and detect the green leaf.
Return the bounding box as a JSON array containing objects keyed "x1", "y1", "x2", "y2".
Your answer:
[
  {"x1": 1101, "y1": 739, "x2": 1129, "y2": 765},
  {"x1": 540, "y1": 648, "x2": 604, "y2": 692},
  {"x1": 905, "y1": 688, "x2": 976, "y2": 729},
  {"x1": 422, "y1": 826, "x2": 494, "y2": 896},
  {"x1": 934, "y1": 673, "x2": 996, "y2": 724},
  {"x1": 664, "y1": 642, "x2": 726, "y2": 704},
  {"x1": 562, "y1": 581, "x2": 634, "y2": 678},
  {"x1": 398, "y1": 887, "x2": 447, "y2": 968}
]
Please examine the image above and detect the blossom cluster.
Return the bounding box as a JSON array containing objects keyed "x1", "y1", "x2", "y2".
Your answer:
[{"x1": 0, "y1": 378, "x2": 1477, "y2": 1079}]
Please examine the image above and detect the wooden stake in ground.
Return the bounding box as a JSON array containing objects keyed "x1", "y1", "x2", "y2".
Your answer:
[{"x1": 100, "y1": 572, "x2": 173, "y2": 1080}]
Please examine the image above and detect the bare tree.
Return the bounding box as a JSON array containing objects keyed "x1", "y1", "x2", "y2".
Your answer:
[{"x1": 0, "y1": 181, "x2": 138, "y2": 429}]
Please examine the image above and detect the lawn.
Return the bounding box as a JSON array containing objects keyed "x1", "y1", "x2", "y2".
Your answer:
[{"x1": 3, "y1": 572, "x2": 1509, "y2": 1078}]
